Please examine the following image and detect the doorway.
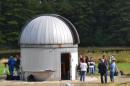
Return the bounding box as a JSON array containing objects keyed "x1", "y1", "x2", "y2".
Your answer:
[{"x1": 61, "y1": 53, "x2": 70, "y2": 80}]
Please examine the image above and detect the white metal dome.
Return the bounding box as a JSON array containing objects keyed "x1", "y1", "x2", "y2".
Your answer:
[{"x1": 19, "y1": 14, "x2": 80, "y2": 44}]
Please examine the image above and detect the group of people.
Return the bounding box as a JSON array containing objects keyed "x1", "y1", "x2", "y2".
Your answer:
[
  {"x1": 78, "y1": 55, "x2": 95, "y2": 81},
  {"x1": 7, "y1": 55, "x2": 20, "y2": 76},
  {"x1": 78, "y1": 55, "x2": 116, "y2": 84}
]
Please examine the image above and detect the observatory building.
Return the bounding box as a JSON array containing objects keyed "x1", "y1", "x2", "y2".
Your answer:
[{"x1": 19, "y1": 14, "x2": 80, "y2": 81}]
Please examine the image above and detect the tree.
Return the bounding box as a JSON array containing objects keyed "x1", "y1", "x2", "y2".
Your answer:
[
  {"x1": 2, "y1": 0, "x2": 40, "y2": 49},
  {"x1": 0, "y1": 31, "x2": 3, "y2": 48},
  {"x1": 57, "y1": 0, "x2": 74, "y2": 17},
  {"x1": 0, "y1": 30, "x2": 5, "y2": 49},
  {"x1": 94, "y1": 0, "x2": 111, "y2": 46},
  {"x1": 70, "y1": 0, "x2": 90, "y2": 46},
  {"x1": 107, "y1": 0, "x2": 130, "y2": 46},
  {"x1": 37, "y1": 0, "x2": 54, "y2": 14},
  {"x1": 86, "y1": 0, "x2": 97, "y2": 46},
  {"x1": 2, "y1": 0, "x2": 25, "y2": 48}
]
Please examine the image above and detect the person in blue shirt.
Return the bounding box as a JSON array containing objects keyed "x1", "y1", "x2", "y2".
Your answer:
[
  {"x1": 8, "y1": 56, "x2": 15, "y2": 76},
  {"x1": 109, "y1": 58, "x2": 115, "y2": 83}
]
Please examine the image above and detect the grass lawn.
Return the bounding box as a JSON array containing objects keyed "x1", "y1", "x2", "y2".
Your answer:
[
  {"x1": 78, "y1": 50, "x2": 130, "y2": 63},
  {"x1": 0, "y1": 63, "x2": 130, "y2": 75},
  {"x1": 116, "y1": 63, "x2": 130, "y2": 74},
  {"x1": 0, "y1": 47, "x2": 130, "y2": 54},
  {"x1": 0, "y1": 64, "x2": 4, "y2": 75},
  {"x1": 95, "y1": 63, "x2": 130, "y2": 75},
  {"x1": 78, "y1": 47, "x2": 130, "y2": 51},
  {"x1": 0, "y1": 63, "x2": 18, "y2": 75},
  {"x1": 0, "y1": 50, "x2": 20, "y2": 54},
  {"x1": 0, "y1": 63, "x2": 130, "y2": 86}
]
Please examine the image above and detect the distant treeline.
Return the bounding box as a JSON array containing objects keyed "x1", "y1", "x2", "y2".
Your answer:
[{"x1": 0, "y1": 0, "x2": 130, "y2": 49}]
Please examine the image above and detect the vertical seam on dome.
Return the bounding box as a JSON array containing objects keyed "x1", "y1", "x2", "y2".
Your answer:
[
  {"x1": 53, "y1": 16, "x2": 74, "y2": 44},
  {"x1": 40, "y1": 16, "x2": 45, "y2": 44},
  {"x1": 42, "y1": 16, "x2": 47, "y2": 44},
  {"x1": 57, "y1": 18, "x2": 66, "y2": 44},
  {"x1": 56, "y1": 17, "x2": 72, "y2": 44},
  {"x1": 54, "y1": 16, "x2": 62, "y2": 44},
  {"x1": 39, "y1": 17, "x2": 44, "y2": 44},
  {"x1": 28, "y1": 20, "x2": 38, "y2": 44},
  {"x1": 32, "y1": 18, "x2": 41, "y2": 44},
  {"x1": 36, "y1": 17, "x2": 43, "y2": 44},
  {"x1": 26, "y1": 20, "x2": 37, "y2": 44},
  {"x1": 50, "y1": 16, "x2": 54, "y2": 44},
  {"x1": 21, "y1": 24, "x2": 29, "y2": 44},
  {"x1": 53, "y1": 16, "x2": 58, "y2": 44},
  {"x1": 48, "y1": 16, "x2": 51, "y2": 44},
  {"x1": 45, "y1": 15, "x2": 49, "y2": 44},
  {"x1": 29, "y1": 21, "x2": 36, "y2": 44},
  {"x1": 56, "y1": 16, "x2": 75, "y2": 44}
]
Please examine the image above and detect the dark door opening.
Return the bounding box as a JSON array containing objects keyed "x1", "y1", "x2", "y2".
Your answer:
[{"x1": 61, "y1": 53, "x2": 70, "y2": 80}]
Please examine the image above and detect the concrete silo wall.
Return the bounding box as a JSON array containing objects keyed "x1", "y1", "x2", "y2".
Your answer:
[{"x1": 21, "y1": 48, "x2": 78, "y2": 81}]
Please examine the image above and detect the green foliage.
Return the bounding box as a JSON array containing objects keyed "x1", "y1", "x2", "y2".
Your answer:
[
  {"x1": 0, "y1": 17, "x2": 6, "y2": 25},
  {"x1": 7, "y1": 21, "x2": 18, "y2": 25},
  {"x1": 78, "y1": 47, "x2": 130, "y2": 63},
  {"x1": 126, "y1": 73, "x2": 130, "y2": 76},
  {"x1": 57, "y1": 0, "x2": 74, "y2": 16},
  {"x1": 107, "y1": 0, "x2": 130, "y2": 46},
  {"x1": 0, "y1": 31, "x2": 3, "y2": 48},
  {"x1": 71, "y1": 0, "x2": 90, "y2": 46},
  {"x1": 4, "y1": 68, "x2": 10, "y2": 75},
  {"x1": 0, "y1": 31, "x2": 5, "y2": 49},
  {"x1": 42, "y1": 0, "x2": 54, "y2": 13},
  {"x1": 1, "y1": 0, "x2": 130, "y2": 48},
  {"x1": 0, "y1": 64, "x2": 4, "y2": 75}
]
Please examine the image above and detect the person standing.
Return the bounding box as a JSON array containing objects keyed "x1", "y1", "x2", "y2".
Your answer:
[
  {"x1": 103, "y1": 55, "x2": 108, "y2": 68},
  {"x1": 8, "y1": 56, "x2": 15, "y2": 76},
  {"x1": 85, "y1": 56, "x2": 89, "y2": 73},
  {"x1": 88, "y1": 57, "x2": 95, "y2": 78},
  {"x1": 16, "y1": 55, "x2": 20, "y2": 76},
  {"x1": 99, "y1": 58, "x2": 102, "y2": 63},
  {"x1": 108, "y1": 56, "x2": 112, "y2": 69},
  {"x1": 110, "y1": 58, "x2": 115, "y2": 83},
  {"x1": 79, "y1": 55, "x2": 82, "y2": 62},
  {"x1": 80, "y1": 55, "x2": 84, "y2": 62},
  {"x1": 82, "y1": 55, "x2": 85, "y2": 61},
  {"x1": 98, "y1": 59, "x2": 107, "y2": 84},
  {"x1": 80, "y1": 60, "x2": 87, "y2": 81}
]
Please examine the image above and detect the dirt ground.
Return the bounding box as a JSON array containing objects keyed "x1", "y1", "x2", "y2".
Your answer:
[{"x1": 0, "y1": 75, "x2": 130, "y2": 86}]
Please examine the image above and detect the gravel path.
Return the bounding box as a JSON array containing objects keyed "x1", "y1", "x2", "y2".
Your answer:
[{"x1": 0, "y1": 75, "x2": 130, "y2": 86}]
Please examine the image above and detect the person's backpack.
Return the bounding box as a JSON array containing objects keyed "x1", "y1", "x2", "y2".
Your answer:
[
  {"x1": 120, "y1": 70, "x2": 124, "y2": 75},
  {"x1": 26, "y1": 74, "x2": 35, "y2": 81},
  {"x1": 114, "y1": 72, "x2": 118, "y2": 76},
  {"x1": 6, "y1": 75, "x2": 11, "y2": 80}
]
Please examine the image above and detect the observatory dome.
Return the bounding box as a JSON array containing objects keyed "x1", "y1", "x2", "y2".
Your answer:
[{"x1": 19, "y1": 14, "x2": 79, "y2": 44}]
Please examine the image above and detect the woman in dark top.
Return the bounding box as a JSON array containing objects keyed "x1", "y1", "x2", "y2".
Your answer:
[{"x1": 85, "y1": 56, "x2": 89, "y2": 73}]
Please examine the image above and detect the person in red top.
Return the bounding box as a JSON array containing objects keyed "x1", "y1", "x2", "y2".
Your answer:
[
  {"x1": 80, "y1": 55, "x2": 84, "y2": 62},
  {"x1": 103, "y1": 55, "x2": 108, "y2": 69}
]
